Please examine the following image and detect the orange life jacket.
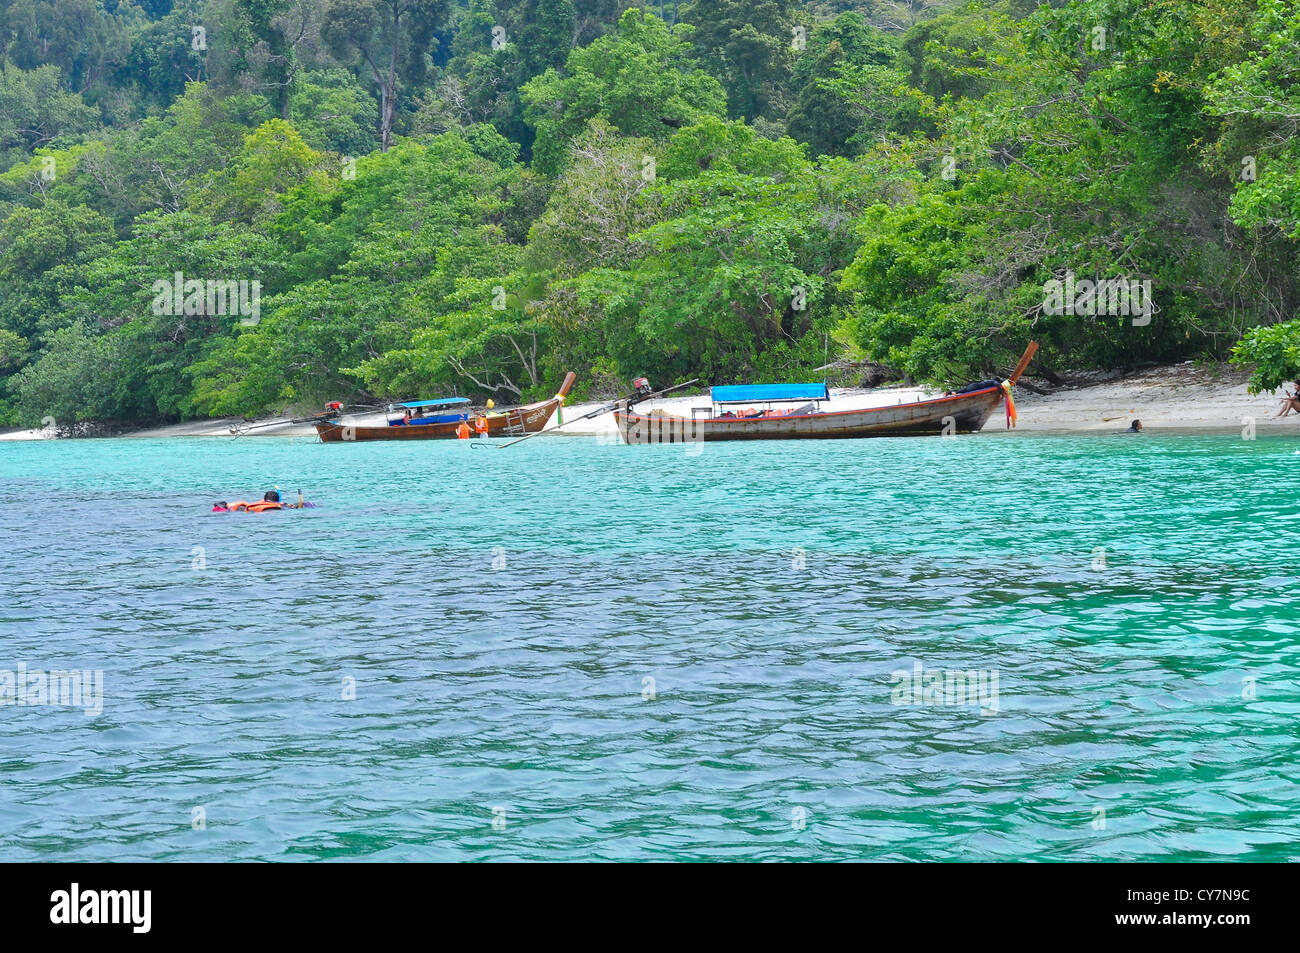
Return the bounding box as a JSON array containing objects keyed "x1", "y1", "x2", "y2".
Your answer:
[
  {"x1": 227, "y1": 500, "x2": 282, "y2": 512},
  {"x1": 456, "y1": 421, "x2": 471, "y2": 439}
]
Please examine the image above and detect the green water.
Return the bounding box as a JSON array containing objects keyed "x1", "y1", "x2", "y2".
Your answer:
[{"x1": 0, "y1": 431, "x2": 1296, "y2": 860}]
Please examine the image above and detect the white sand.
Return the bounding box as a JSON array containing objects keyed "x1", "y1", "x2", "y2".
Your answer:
[
  {"x1": 1009, "y1": 363, "x2": 1277, "y2": 433},
  {"x1": 0, "y1": 363, "x2": 1290, "y2": 440},
  {"x1": 0, "y1": 427, "x2": 52, "y2": 441}
]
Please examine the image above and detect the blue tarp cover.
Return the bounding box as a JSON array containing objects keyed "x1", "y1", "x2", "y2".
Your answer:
[
  {"x1": 397, "y1": 397, "x2": 471, "y2": 408},
  {"x1": 711, "y1": 383, "x2": 830, "y2": 404}
]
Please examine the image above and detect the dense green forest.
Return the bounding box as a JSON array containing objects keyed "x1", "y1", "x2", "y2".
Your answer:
[{"x1": 3, "y1": 0, "x2": 1300, "y2": 426}]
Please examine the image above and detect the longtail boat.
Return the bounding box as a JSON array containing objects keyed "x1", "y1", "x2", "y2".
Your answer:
[
  {"x1": 315, "y1": 372, "x2": 576, "y2": 442},
  {"x1": 615, "y1": 343, "x2": 1038, "y2": 443}
]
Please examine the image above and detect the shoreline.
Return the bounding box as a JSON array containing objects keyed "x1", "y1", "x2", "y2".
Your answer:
[{"x1": 1, "y1": 363, "x2": 1292, "y2": 440}]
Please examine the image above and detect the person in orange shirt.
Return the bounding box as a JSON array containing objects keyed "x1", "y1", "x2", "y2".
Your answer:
[
  {"x1": 474, "y1": 414, "x2": 488, "y2": 438},
  {"x1": 456, "y1": 417, "x2": 471, "y2": 439}
]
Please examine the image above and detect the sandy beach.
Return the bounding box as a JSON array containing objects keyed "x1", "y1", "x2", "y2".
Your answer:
[{"x1": 0, "y1": 362, "x2": 1290, "y2": 441}]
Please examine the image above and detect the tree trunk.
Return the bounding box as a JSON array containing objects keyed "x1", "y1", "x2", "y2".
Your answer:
[
  {"x1": 379, "y1": 3, "x2": 401, "y2": 152},
  {"x1": 380, "y1": 82, "x2": 394, "y2": 151}
]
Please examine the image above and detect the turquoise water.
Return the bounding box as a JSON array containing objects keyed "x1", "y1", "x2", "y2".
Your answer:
[{"x1": 0, "y1": 431, "x2": 1297, "y2": 861}]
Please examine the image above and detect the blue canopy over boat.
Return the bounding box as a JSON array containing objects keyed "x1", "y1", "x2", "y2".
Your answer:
[
  {"x1": 711, "y1": 383, "x2": 830, "y2": 404},
  {"x1": 396, "y1": 397, "x2": 471, "y2": 409}
]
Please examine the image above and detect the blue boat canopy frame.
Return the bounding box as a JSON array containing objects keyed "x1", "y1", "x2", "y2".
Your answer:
[
  {"x1": 385, "y1": 395, "x2": 473, "y2": 427},
  {"x1": 710, "y1": 383, "x2": 830, "y2": 405},
  {"x1": 394, "y1": 397, "x2": 471, "y2": 409}
]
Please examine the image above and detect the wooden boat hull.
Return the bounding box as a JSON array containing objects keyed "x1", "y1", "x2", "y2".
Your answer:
[
  {"x1": 316, "y1": 373, "x2": 576, "y2": 442},
  {"x1": 615, "y1": 387, "x2": 1005, "y2": 443}
]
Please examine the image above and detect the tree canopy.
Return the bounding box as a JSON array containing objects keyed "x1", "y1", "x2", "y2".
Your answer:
[{"x1": 1, "y1": 0, "x2": 1298, "y2": 426}]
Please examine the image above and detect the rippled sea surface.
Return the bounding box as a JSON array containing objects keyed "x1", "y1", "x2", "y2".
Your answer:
[{"x1": 1, "y1": 431, "x2": 1297, "y2": 861}]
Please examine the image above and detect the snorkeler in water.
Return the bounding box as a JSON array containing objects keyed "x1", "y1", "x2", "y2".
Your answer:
[{"x1": 213, "y1": 489, "x2": 315, "y2": 511}]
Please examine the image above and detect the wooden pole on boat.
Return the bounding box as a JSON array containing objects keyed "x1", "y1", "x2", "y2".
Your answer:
[
  {"x1": 999, "y1": 341, "x2": 1038, "y2": 429},
  {"x1": 1007, "y1": 341, "x2": 1039, "y2": 385},
  {"x1": 488, "y1": 379, "x2": 700, "y2": 449},
  {"x1": 229, "y1": 411, "x2": 335, "y2": 437}
]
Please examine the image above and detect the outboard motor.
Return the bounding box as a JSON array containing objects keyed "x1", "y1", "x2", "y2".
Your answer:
[{"x1": 626, "y1": 377, "x2": 654, "y2": 408}]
